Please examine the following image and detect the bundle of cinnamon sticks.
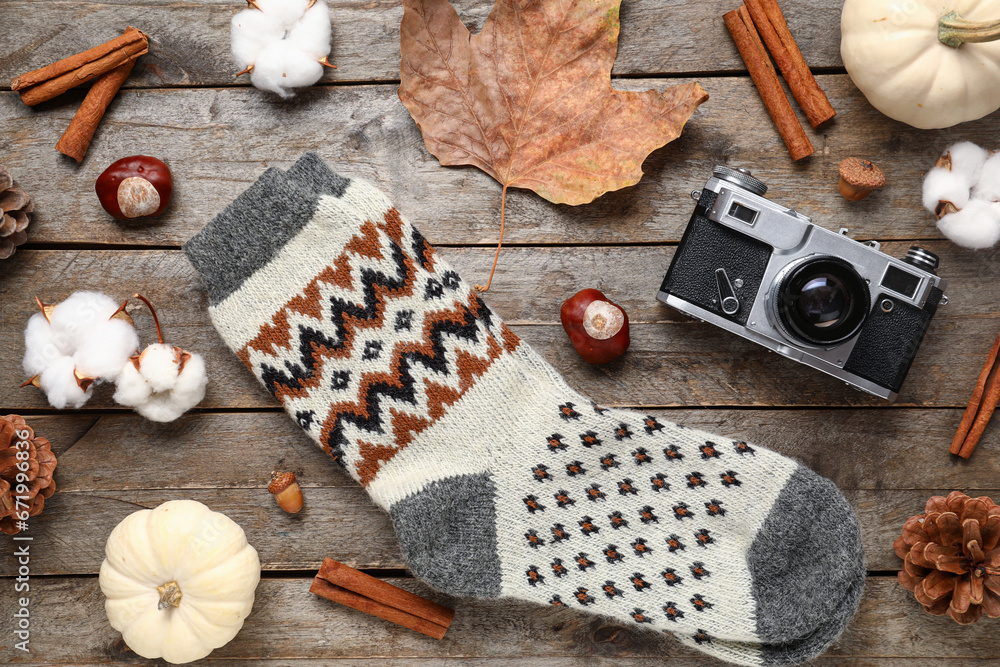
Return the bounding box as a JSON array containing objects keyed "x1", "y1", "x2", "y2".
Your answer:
[
  {"x1": 310, "y1": 558, "x2": 455, "y2": 639},
  {"x1": 723, "y1": 0, "x2": 834, "y2": 160},
  {"x1": 11, "y1": 27, "x2": 149, "y2": 162}
]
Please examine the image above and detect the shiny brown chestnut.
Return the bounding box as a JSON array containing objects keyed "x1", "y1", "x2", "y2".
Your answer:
[
  {"x1": 95, "y1": 156, "x2": 173, "y2": 220},
  {"x1": 561, "y1": 288, "x2": 630, "y2": 364}
]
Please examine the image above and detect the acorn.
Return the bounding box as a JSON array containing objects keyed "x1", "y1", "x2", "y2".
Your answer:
[
  {"x1": 268, "y1": 471, "x2": 303, "y2": 513},
  {"x1": 838, "y1": 157, "x2": 886, "y2": 201}
]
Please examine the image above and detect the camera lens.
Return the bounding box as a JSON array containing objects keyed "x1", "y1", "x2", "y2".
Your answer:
[{"x1": 775, "y1": 257, "x2": 869, "y2": 346}]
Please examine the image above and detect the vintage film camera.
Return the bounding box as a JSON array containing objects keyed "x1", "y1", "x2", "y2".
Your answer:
[{"x1": 656, "y1": 166, "x2": 948, "y2": 401}]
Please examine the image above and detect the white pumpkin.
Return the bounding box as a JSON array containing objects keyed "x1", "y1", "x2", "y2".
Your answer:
[
  {"x1": 99, "y1": 500, "x2": 261, "y2": 664},
  {"x1": 841, "y1": 0, "x2": 1000, "y2": 129}
]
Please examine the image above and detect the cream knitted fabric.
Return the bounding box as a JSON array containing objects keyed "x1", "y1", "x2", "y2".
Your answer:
[{"x1": 183, "y1": 154, "x2": 865, "y2": 666}]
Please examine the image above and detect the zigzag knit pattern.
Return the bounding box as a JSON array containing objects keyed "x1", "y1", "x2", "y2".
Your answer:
[
  {"x1": 237, "y1": 207, "x2": 520, "y2": 485},
  {"x1": 184, "y1": 154, "x2": 866, "y2": 667}
]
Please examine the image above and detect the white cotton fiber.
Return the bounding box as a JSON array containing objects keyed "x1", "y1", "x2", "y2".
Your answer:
[
  {"x1": 47, "y1": 291, "x2": 119, "y2": 336},
  {"x1": 922, "y1": 167, "x2": 971, "y2": 214},
  {"x1": 174, "y1": 353, "x2": 207, "y2": 397},
  {"x1": 287, "y1": 2, "x2": 332, "y2": 60},
  {"x1": 251, "y1": 41, "x2": 325, "y2": 98},
  {"x1": 973, "y1": 152, "x2": 1000, "y2": 202},
  {"x1": 23, "y1": 312, "x2": 62, "y2": 376},
  {"x1": 922, "y1": 141, "x2": 1000, "y2": 249},
  {"x1": 253, "y1": 0, "x2": 311, "y2": 29},
  {"x1": 73, "y1": 318, "x2": 140, "y2": 381},
  {"x1": 139, "y1": 343, "x2": 184, "y2": 392},
  {"x1": 113, "y1": 345, "x2": 208, "y2": 422},
  {"x1": 113, "y1": 362, "x2": 151, "y2": 406},
  {"x1": 944, "y1": 141, "x2": 990, "y2": 184},
  {"x1": 231, "y1": 0, "x2": 332, "y2": 97},
  {"x1": 39, "y1": 356, "x2": 91, "y2": 410},
  {"x1": 22, "y1": 291, "x2": 140, "y2": 409},
  {"x1": 937, "y1": 199, "x2": 1000, "y2": 250},
  {"x1": 231, "y1": 9, "x2": 285, "y2": 69}
]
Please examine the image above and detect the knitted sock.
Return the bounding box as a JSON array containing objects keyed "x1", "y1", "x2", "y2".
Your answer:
[{"x1": 183, "y1": 155, "x2": 865, "y2": 666}]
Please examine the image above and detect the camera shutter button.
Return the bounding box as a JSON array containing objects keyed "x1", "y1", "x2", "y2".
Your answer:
[{"x1": 715, "y1": 268, "x2": 741, "y2": 316}]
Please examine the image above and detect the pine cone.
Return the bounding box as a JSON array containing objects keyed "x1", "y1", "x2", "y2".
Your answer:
[
  {"x1": 0, "y1": 415, "x2": 57, "y2": 535},
  {"x1": 0, "y1": 165, "x2": 33, "y2": 260},
  {"x1": 895, "y1": 490, "x2": 1000, "y2": 624}
]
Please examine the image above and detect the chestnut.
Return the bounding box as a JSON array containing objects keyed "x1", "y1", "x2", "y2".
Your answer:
[
  {"x1": 561, "y1": 288, "x2": 630, "y2": 364},
  {"x1": 95, "y1": 155, "x2": 172, "y2": 220}
]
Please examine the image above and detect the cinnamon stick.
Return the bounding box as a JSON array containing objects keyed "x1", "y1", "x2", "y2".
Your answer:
[
  {"x1": 13, "y1": 27, "x2": 148, "y2": 106},
  {"x1": 744, "y1": 0, "x2": 835, "y2": 129},
  {"x1": 310, "y1": 579, "x2": 450, "y2": 640},
  {"x1": 724, "y1": 6, "x2": 813, "y2": 160},
  {"x1": 56, "y1": 59, "x2": 136, "y2": 162},
  {"x1": 311, "y1": 558, "x2": 454, "y2": 639},
  {"x1": 951, "y1": 331, "x2": 1000, "y2": 459}
]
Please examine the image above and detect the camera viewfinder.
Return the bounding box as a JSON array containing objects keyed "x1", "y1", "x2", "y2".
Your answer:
[{"x1": 728, "y1": 202, "x2": 758, "y2": 225}]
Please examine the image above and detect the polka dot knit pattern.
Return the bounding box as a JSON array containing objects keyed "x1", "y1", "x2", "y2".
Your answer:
[{"x1": 183, "y1": 154, "x2": 866, "y2": 666}]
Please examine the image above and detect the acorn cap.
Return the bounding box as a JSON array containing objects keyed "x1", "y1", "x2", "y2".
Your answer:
[
  {"x1": 268, "y1": 471, "x2": 296, "y2": 495},
  {"x1": 839, "y1": 157, "x2": 886, "y2": 191}
]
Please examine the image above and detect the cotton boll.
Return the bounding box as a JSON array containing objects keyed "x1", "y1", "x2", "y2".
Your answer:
[
  {"x1": 173, "y1": 352, "x2": 208, "y2": 402},
  {"x1": 231, "y1": 8, "x2": 285, "y2": 69},
  {"x1": 138, "y1": 343, "x2": 183, "y2": 392},
  {"x1": 922, "y1": 167, "x2": 971, "y2": 214},
  {"x1": 944, "y1": 141, "x2": 990, "y2": 184},
  {"x1": 113, "y1": 362, "x2": 152, "y2": 406},
  {"x1": 254, "y1": 0, "x2": 311, "y2": 29},
  {"x1": 48, "y1": 291, "x2": 120, "y2": 338},
  {"x1": 251, "y1": 41, "x2": 324, "y2": 98},
  {"x1": 233, "y1": 0, "x2": 331, "y2": 97},
  {"x1": 39, "y1": 357, "x2": 91, "y2": 409},
  {"x1": 74, "y1": 319, "x2": 140, "y2": 381},
  {"x1": 23, "y1": 312, "x2": 62, "y2": 376},
  {"x1": 937, "y1": 199, "x2": 1000, "y2": 249},
  {"x1": 973, "y1": 152, "x2": 1000, "y2": 202},
  {"x1": 287, "y1": 2, "x2": 332, "y2": 60},
  {"x1": 134, "y1": 397, "x2": 187, "y2": 423},
  {"x1": 136, "y1": 353, "x2": 208, "y2": 423},
  {"x1": 113, "y1": 345, "x2": 208, "y2": 422}
]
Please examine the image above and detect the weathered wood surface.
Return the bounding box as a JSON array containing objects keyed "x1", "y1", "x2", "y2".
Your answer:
[
  {"x1": 2, "y1": 243, "x2": 995, "y2": 410},
  {"x1": 2, "y1": 74, "x2": 988, "y2": 248},
  {"x1": 3, "y1": 0, "x2": 1000, "y2": 664},
  {"x1": 0, "y1": 0, "x2": 843, "y2": 88},
  {"x1": 14, "y1": 662, "x2": 996, "y2": 667},
  {"x1": 6, "y1": 577, "x2": 1000, "y2": 665}
]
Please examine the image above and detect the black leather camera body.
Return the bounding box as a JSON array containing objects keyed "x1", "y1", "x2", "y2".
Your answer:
[{"x1": 656, "y1": 166, "x2": 948, "y2": 401}]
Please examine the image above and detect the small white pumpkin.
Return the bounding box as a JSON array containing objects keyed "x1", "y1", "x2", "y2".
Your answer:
[
  {"x1": 842, "y1": 0, "x2": 1000, "y2": 129},
  {"x1": 99, "y1": 500, "x2": 261, "y2": 664}
]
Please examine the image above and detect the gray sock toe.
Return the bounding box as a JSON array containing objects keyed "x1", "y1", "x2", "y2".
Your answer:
[
  {"x1": 389, "y1": 473, "x2": 502, "y2": 597},
  {"x1": 748, "y1": 465, "x2": 865, "y2": 656}
]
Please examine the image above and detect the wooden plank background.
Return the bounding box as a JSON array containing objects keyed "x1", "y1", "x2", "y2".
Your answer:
[{"x1": 2, "y1": 0, "x2": 999, "y2": 664}]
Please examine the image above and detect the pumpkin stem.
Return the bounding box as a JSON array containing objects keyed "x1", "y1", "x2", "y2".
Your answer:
[
  {"x1": 939, "y1": 11, "x2": 1000, "y2": 48},
  {"x1": 156, "y1": 580, "x2": 183, "y2": 609}
]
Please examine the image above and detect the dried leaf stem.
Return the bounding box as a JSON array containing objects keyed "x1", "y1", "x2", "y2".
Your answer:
[{"x1": 475, "y1": 185, "x2": 508, "y2": 293}]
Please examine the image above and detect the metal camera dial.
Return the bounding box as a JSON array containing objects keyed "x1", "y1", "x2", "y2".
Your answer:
[
  {"x1": 903, "y1": 246, "x2": 940, "y2": 275},
  {"x1": 713, "y1": 166, "x2": 768, "y2": 197}
]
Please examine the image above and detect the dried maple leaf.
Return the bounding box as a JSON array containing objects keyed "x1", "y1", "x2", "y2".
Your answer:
[{"x1": 399, "y1": 0, "x2": 708, "y2": 289}]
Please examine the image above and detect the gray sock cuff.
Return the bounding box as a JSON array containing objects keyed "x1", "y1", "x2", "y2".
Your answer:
[
  {"x1": 286, "y1": 152, "x2": 351, "y2": 198},
  {"x1": 182, "y1": 155, "x2": 351, "y2": 307}
]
